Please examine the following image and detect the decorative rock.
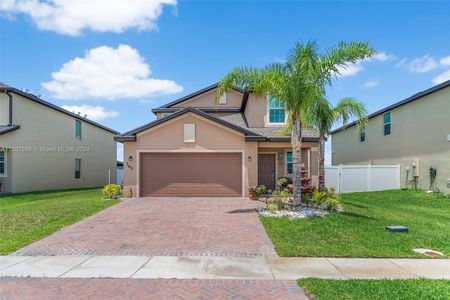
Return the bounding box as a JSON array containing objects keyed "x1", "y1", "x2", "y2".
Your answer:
[
  {"x1": 386, "y1": 226, "x2": 408, "y2": 233},
  {"x1": 258, "y1": 208, "x2": 328, "y2": 220}
]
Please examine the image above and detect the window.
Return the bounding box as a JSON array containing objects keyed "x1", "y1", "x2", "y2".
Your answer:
[
  {"x1": 286, "y1": 151, "x2": 293, "y2": 175},
  {"x1": 75, "y1": 120, "x2": 82, "y2": 139},
  {"x1": 0, "y1": 151, "x2": 6, "y2": 176},
  {"x1": 268, "y1": 97, "x2": 286, "y2": 124},
  {"x1": 184, "y1": 123, "x2": 195, "y2": 142},
  {"x1": 161, "y1": 113, "x2": 171, "y2": 118},
  {"x1": 75, "y1": 159, "x2": 81, "y2": 179},
  {"x1": 383, "y1": 112, "x2": 391, "y2": 136},
  {"x1": 218, "y1": 93, "x2": 227, "y2": 105},
  {"x1": 359, "y1": 125, "x2": 366, "y2": 142}
]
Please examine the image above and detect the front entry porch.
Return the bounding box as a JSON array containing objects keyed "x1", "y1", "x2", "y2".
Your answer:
[{"x1": 256, "y1": 143, "x2": 318, "y2": 190}]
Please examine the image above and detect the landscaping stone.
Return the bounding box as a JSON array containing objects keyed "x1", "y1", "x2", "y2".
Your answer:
[{"x1": 258, "y1": 207, "x2": 328, "y2": 219}]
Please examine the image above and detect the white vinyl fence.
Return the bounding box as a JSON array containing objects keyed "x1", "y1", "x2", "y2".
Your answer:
[{"x1": 325, "y1": 164, "x2": 400, "y2": 193}]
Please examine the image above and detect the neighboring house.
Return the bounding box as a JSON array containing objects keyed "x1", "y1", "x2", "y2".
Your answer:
[
  {"x1": 0, "y1": 82, "x2": 118, "y2": 194},
  {"x1": 115, "y1": 83, "x2": 320, "y2": 197},
  {"x1": 331, "y1": 80, "x2": 450, "y2": 194},
  {"x1": 117, "y1": 161, "x2": 124, "y2": 185}
]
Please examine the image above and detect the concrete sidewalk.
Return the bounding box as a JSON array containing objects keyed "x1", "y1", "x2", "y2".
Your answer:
[{"x1": 1, "y1": 256, "x2": 449, "y2": 280}]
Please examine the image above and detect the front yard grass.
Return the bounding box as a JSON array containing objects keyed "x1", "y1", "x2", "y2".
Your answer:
[
  {"x1": 260, "y1": 190, "x2": 450, "y2": 257},
  {"x1": 298, "y1": 278, "x2": 450, "y2": 300},
  {"x1": 0, "y1": 188, "x2": 118, "y2": 255}
]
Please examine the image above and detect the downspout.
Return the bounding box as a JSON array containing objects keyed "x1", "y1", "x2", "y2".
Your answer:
[
  {"x1": 6, "y1": 91, "x2": 13, "y2": 126},
  {"x1": 0, "y1": 90, "x2": 13, "y2": 126}
]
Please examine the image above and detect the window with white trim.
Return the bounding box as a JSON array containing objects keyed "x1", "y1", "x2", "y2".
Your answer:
[
  {"x1": 0, "y1": 151, "x2": 6, "y2": 176},
  {"x1": 286, "y1": 151, "x2": 293, "y2": 175},
  {"x1": 268, "y1": 97, "x2": 286, "y2": 124}
]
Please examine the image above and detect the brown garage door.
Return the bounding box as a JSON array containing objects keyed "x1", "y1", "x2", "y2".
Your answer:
[{"x1": 140, "y1": 153, "x2": 242, "y2": 197}]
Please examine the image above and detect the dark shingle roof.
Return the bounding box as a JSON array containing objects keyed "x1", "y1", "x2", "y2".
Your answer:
[
  {"x1": 0, "y1": 125, "x2": 21, "y2": 135},
  {"x1": 0, "y1": 82, "x2": 118, "y2": 134}
]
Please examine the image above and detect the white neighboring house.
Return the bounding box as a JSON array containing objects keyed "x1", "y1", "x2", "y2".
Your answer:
[{"x1": 0, "y1": 82, "x2": 118, "y2": 194}]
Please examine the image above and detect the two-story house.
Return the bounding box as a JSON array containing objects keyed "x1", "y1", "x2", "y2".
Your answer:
[
  {"x1": 0, "y1": 82, "x2": 118, "y2": 194},
  {"x1": 115, "y1": 83, "x2": 320, "y2": 197},
  {"x1": 331, "y1": 80, "x2": 450, "y2": 194}
]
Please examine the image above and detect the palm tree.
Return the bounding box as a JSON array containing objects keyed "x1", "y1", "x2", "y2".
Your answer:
[
  {"x1": 306, "y1": 97, "x2": 368, "y2": 191},
  {"x1": 216, "y1": 41, "x2": 375, "y2": 207}
]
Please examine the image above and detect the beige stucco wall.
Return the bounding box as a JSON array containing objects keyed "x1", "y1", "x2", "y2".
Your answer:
[
  {"x1": 122, "y1": 112, "x2": 258, "y2": 197},
  {"x1": 172, "y1": 88, "x2": 242, "y2": 108},
  {"x1": 0, "y1": 93, "x2": 117, "y2": 194},
  {"x1": 332, "y1": 87, "x2": 450, "y2": 194}
]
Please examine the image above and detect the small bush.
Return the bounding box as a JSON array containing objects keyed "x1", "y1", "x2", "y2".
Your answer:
[
  {"x1": 324, "y1": 196, "x2": 340, "y2": 210},
  {"x1": 256, "y1": 185, "x2": 267, "y2": 195},
  {"x1": 271, "y1": 189, "x2": 291, "y2": 210},
  {"x1": 267, "y1": 202, "x2": 277, "y2": 213},
  {"x1": 312, "y1": 191, "x2": 327, "y2": 207},
  {"x1": 249, "y1": 186, "x2": 258, "y2": 200},
  {"x1": 102, "y1": 184, "x2": 123, "y2": 200}
]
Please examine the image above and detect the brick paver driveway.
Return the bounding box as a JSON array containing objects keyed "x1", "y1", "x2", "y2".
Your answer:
[
  {"x1": 14, "y1": 197, "x2": 276, "y2": 257},
  {"x1": 0, "y1": 278, "x2": 307, "y2": 299}
]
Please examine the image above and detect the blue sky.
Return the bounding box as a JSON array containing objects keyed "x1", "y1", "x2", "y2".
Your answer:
[{"x1": 1, "y1": 1, "x2": 450, "y2": 162}]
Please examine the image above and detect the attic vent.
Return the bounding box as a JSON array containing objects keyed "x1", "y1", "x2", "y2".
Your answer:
[
  {"x1": 219, "y1": 93, "x2": 227, "y2": 105},
  {"x1": 184, "y1": 123, "x2": 195, "y2": 142}
]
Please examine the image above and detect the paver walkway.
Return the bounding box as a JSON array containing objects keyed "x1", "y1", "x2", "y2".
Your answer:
[
  {"x1": 0, "y1": 278, "x2": 307, "y2": 299},
  {"x1": 1, "y1": 256, "x2": 449, "y2": 280},
  {"x1": 13, "y1": 197, "x2": 275, "y2": 257}
]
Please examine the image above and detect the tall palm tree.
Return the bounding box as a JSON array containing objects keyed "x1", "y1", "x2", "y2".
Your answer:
[
  {"x1": 216, "y1": 41, "x2": 375, "y2": 207},
  {"x1": 306, "y1": 97, "x2": 368, "y2": 191}
]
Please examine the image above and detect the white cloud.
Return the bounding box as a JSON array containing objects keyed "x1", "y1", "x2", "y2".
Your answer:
[
  {"x1": 42, "y1": 44, "x2": 183, "y2": 100},
  {"x1": 0, "y1": 0, "x2": 176, "y2": 36},
  {"x1": 396, "y1": 55, "x2": 438, "y2": 73},
  {"x1": 336, "y1": 63, "x2": 364, "y2": 77},
  {"x1": 440, "y1": 56, "x2": 450, "y2": 67},
  {"x1": 362, "y1": 80, "x2": 379, "y2": 88},
  {"x1": 365, "y1": 51, "x2": 395, "y2": 62},
  {"x1": 432, "y1": 69, "x2": 450, "y2": 85},
  {"x1": 61, "y1": 104, "x2": 119, "y2": 121}
]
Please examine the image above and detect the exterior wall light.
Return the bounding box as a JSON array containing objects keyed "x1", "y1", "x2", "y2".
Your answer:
[
  {"x1": 128, "y1": 155, "x2": 133, "y2": 162},
  {"x1": 248, "y1": 155, "x2": 252, "y2": 162}
]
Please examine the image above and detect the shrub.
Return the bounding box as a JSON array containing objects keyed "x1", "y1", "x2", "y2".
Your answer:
[
  {"x1": 102, "y1": 184, "x2": 123, "y2": 200},
  {"x1": 272, "y1": 189, "x2": 291, "y2": 210},
  {"x1": 324, "y1": 196, "x2": 340, "y2": 211},
  {"x1": 267, "y1": 202, "x2": 277, "y2": 213},
  {"x1": 256, "y1": 185, "x2": 267, "y2": 195},
  {"x1": 312, "y1": 191, "x2": 327, "y2": 207},
  {"x1": 249, "y1": 186, "x2": 258, "y2": 200}
]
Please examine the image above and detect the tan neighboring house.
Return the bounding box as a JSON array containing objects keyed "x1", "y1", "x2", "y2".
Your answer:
[
  {"x1": 0, "y1": 82, "x2": 118, "y2": 194},
  {"x1": 115, "y1": 83, "x2": 320, "y2": 197},
  {"x1": 331, "y1": 80, "x2": 450, "y2": 194}
]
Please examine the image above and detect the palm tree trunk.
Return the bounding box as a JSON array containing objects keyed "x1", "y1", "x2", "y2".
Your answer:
[
  {"x1": 291, "y1": 112, "x2": 302, "y2": 207},
  {"x1": 318, "y1": 132, "x2": 326, "y2": 191}
]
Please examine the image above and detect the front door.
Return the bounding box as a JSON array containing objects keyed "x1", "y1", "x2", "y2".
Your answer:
[{"x1": 258, "y1": 154, "x2": 276, "y2": 191}]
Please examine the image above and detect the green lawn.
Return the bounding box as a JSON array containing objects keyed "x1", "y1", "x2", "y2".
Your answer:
[
  {"x1": 260, "y1": 190, "x2": 450, "y2": 257},
  {"x1": 0, "y1": 188, "x2": 118, "y2": 255},
  {"x1": 298, "y1": 278, "x2": 450, "y2": 300}
]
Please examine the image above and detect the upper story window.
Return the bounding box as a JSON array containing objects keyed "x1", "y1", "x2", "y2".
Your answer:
[
  {"x1": 359, "y1": 125, "x2": 366, "y2": 142},
  {"x1": 161, "y1": 113, "x2": 171, "y2": 118},
  {"x1": 383, "y1": 112, "x2": 391, "y2": 136},
  {"x1": 0, "y1": 151, "x2": 6, "y2": 176},
  {"x1": 75, "y1": 120, "x2": 82, "y2": 139},
  {"x1": 268, "y1": 97, "x2": 286, "y2": 124}
]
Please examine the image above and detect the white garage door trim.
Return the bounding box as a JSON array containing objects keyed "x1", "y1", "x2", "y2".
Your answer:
[{"x1": 136, "y1": 149, "x2": 245, "y2": 197}]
